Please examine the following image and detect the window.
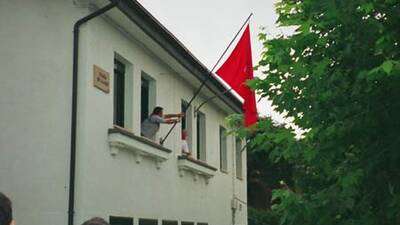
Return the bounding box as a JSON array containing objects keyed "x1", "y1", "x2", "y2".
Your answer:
[
  {"x1": 162, "y1": 220, "x2": 178, "y2": 225},
  {"x1": 219, "y1": 126, "x2": 228, "y2": 172},
  {"x1": 109, "y1": 216, "x2": 133, "y2": 225},
  {"x1": 181, "y1": 100, "x2": 193, "y2": 149},
  {"x1": 236, "y1": 138, "x2": 243, "y2": 178},
  {"x1": 114, "y1": 59, "x2": 125, "y2": 127},
  {"x1": 113, "y1": 55, "x2": 133, "y2": 129},
  {"x1": 139, "y1": 219, "x2": 158, "y2": 225},
  {"x1": 196, "y1": 111, "x2": 206, "y2": 161},
  {"x1": 181, "y1": 100, "x2": 188, "y2": 131},
  {"x1": 141, "y1": 72, "x2": 156, "y2": 123},
  {"x1": 181, "y1": 222, "x2": 194, "y2": 225}
]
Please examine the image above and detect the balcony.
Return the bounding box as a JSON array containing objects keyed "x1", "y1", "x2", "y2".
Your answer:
[
  {"x1": 177, "y1": 155, "x2": 217, "y2": 184},
  {"x1": 108, "y1": 127, "x2": 172, "y2": 169}
]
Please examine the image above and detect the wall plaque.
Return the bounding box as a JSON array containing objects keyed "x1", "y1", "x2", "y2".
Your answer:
[{"x1": 93, "y1": 65, "x2": 110, "y2": 93}]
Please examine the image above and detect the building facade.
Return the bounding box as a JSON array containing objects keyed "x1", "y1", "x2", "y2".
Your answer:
[{"x1": 0, "y1": 1, "x2": 247, "y2": 225}]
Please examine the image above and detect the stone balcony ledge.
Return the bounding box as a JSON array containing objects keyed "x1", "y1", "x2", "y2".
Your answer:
[
  {"x1": 108, "y1": 127, "x2": 172, "y2": 169},
  {"x1": 177, "y1": 155, "x2": 217, "y2": 184}
]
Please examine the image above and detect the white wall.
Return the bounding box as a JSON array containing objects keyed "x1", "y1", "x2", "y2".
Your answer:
[
  {"x1": 0, "y1": 1, "x2": 91, "y2": 224},
  {"x1": 0, "y1": 1, "x2": 247, "y2": 225},
  {"x1": 74, "y1": 15, "x2": 247, "y2": 225}
]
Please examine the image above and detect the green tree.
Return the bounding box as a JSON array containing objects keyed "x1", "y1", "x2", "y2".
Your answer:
[
  {"x1": 227, "y1": 116, "x2": 296, "y2": 225},
  {"x1": 244, "y1": 0, "x2": 400, "y2": 224}
]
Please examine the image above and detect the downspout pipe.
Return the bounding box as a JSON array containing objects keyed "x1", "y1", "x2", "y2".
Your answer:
[{"x1": 68, "y1": 2, "x2": 118, "y2": 225}]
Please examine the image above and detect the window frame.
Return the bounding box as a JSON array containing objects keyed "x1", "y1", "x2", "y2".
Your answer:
[
  {"x1": 113, "y1": 58, "x2": 126, "y2": 127},
  {"x1": 138, "y1": 218, "x2": 158, "y2": 225},
  {"x1": 219, "y1": 126, "x2": 228, "y2": 172},
  {"x1": 181, "y1": 222, "x2": 195, "y2": 225},
  {"x1": 235, "y1": 137, "x2": 243, "y2": 179},
  {"x1": 161, "y1": 220, "x2": 178, "y2": 225},
  {"x1": 113, "y1": 54, "x2": 133, "y2": 129},
  {"x1": 181, "y1": 100, "x2": 193, "y2": 150},
  {"x1": 196, "y1": 111, "x2": 206, "y2": 161},
  {"x1": 109, "y1": 216, "x2": 133, "y2": 225},
  {"x1": 140, "y1": 71, "x2": 156, "y2": 123}
]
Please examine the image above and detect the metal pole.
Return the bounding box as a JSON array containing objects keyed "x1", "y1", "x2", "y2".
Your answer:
[
  {"x1": 160, "y1": 13, "x2": 253, "y2": 145},
  {"x1": 195, "y1": 87, "x2": 234, "y2": 114}
]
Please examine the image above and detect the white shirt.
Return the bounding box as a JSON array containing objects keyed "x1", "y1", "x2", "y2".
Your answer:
[
  {"x1": 181, "y1": 140, "x2": 189, "y2": 154},
  {"x1": 141, "y1": 115, "x2": 166, "y2": 140}
]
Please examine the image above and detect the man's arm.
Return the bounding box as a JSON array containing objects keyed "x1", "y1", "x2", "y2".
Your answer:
[
  {"x1": 152, "y1": 115, "x2": 180, "y2": 124},
  {"x1": 164, "y1": 113, "x2": 185, "y2": 119},
  {"x1": 164, "y1": 118, "x2": 180, "y2": 124}
]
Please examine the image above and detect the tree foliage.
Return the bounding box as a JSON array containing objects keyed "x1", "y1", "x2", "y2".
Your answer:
[
  {"x1": 248, "y1": 207, "x2": 280, "y2": 225},
  {"x1": 241, "y1": 0, "x2": 400, "y2": 224}
]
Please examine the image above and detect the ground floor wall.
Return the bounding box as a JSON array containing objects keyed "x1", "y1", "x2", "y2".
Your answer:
[{"x1": 0, "y1": 1, "x2": 91, "y2": 224}]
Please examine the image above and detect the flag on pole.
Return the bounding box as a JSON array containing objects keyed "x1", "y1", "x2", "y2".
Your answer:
[{"x1": 216, "y1": 25, "x2": 258, "y2": 126}]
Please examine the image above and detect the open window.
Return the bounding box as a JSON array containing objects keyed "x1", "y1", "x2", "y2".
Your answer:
[
  {"x1": 109, "y1": 216, "x2": 133, "y2": 225},
  {"x1": 181, "y1": 100, "x2": 188, "y2": 131},
  {"x1": 113, "y1": 56, "x2": 133, "y2": 129},
  {"x1": 162, "y1": 220, "x2": 178, "y2": 225},
  {"x1": 138, "y1": 219, "x2": 157, "y2": 225},
  {"x1": 196, "y1": 111, "x2": 206, "y2": 161},
  {"x1": 181, "y1": 100, "x2": 193, "y2": 150},
  {"x1": 181, "y1": 222, "x2": 194, "y2": 225},
  {"x1": 219, "y1": 126, "x2": 228, "y2": 172},
  {"x1": 236, "y1": 137, "x2": 243, "y2": 179},
  {"x1": 140, "y1": 72, "x2": 156, "y2": 123}
]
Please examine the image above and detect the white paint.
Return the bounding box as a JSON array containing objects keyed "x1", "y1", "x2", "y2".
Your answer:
[{"x1": 0, "y1": 1, "x2": 247, "y2": 225}]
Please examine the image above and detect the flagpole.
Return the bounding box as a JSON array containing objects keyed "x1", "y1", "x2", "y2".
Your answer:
[
  {"x1": 194, "y1": 87, "x2": 234, "y2": 114},
  {"x1": 160, "y1": 13, "x2": 253, "y2": 145}
]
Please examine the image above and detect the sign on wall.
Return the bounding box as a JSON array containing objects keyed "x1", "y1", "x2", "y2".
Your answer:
[{"x1": 93, "y1": 65, "x2": 110, "y2": 93}]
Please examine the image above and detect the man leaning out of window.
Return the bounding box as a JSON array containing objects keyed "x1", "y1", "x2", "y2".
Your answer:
[{"x1": 141, "y1": 106, "x2": 184, "y2": 142}]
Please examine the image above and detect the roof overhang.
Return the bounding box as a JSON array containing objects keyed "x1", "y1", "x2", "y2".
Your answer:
[{"x1": 87, "y1": 0, "x2": 243, "y2": 113}]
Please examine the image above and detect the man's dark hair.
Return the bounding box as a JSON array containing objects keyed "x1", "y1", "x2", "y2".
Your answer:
[
  {"x1": 152, "y1": 106, "x2": 163, "y2": 115},
  {"x1": 0, "y1": 192, "x2": 12, "y2": 225},
  {"x1": 81, "y1": 217, "x2": 110, "y2": 225}
]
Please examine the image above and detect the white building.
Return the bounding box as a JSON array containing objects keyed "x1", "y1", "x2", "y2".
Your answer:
[{"x1": 0, "y1": 1, "x2": 247, "y2": 225}]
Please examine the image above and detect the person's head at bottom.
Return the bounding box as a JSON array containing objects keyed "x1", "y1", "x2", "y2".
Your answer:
[
  {"x1": 182, "y1": 130, "x2": 187, "y2": 140},
  {"x1": 0, "y1": 192, "x2": 14, "y2": 225},
  {"x1": 82, "y1": 217, "x2": 110, "y2": 225},
  {"x1": 152, "y1": 106, "x2": 164, "y2": 117}
]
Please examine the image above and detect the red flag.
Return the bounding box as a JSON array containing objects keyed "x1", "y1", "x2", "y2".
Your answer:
[{"x1": 216, "y1": 25, "x2": 258, "y2": 126}]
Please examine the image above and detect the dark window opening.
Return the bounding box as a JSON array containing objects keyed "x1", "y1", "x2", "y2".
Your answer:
[
  {"x1": 197, "y1": 223, "x2": 208, "y2": 225},
  {"x1": 181, "y1": 100, "x2": 188, "y2": 131},
  {"x1": 141, "y1": 77, "x2": 150, "y2": 123},
  {"x1": 220, "y1": 126, "x2": 228, "y2": 171},
  {"x1": 162, "y1": 220, "x2": 178, "y2": 225},
  {"x1": 236, "y1": 137, "x2": 243, "y2": 178},
  {"x1": 196, "y1": 111, "x2": 206, "y2": 161},
  {"x1": 138, "y1": 219, "x2": 157, "y2": 225},
  {"x1": 114, "y1": 59, "x2": 125, "y2": 127},
  {"x1": 181, "y1": 222, "x2": 194, "y2": 225},
  {"x1": 109, "y1": 216, "x2": 133, "y2": 225}
]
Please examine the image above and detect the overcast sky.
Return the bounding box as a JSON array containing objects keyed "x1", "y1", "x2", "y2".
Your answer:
[{"x1": 139, "y1": 0, "x2": 287, "y2": 122}]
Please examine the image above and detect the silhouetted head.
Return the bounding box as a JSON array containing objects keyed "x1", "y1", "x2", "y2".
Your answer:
[
  {"x1": 182, "y1": 130, "x2": 187, "y2": 140},
  {"x1": 81, "y1": 217, "x2": 109, "y2": 225},
  {"x1": 152, "y1": 106, "x2": 164, "y2": 117},
  {"x1": 0, "y1": 192, "x2": 13, "y2": 225}
]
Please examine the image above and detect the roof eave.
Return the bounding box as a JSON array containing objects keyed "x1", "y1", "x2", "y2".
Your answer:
[{"x1": 110, "y1": 0, "x2": 243, "y2": 113}]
